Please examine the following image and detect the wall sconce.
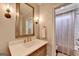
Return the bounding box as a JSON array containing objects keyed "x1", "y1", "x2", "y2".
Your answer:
[
  {"x1": 4, "y1": 4, "x2": 11, "y2": 18},
  {"x1": 35, "y1": 17, "x2": 39, "y2": 24}
]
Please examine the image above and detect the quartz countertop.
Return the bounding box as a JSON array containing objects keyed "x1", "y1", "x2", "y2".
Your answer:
[{"x1": 9, "y1": 39, "x2": 48, "y2": 56}]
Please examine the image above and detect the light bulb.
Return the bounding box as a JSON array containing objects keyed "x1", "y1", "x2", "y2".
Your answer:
[{"x1": 35, "y1": 17, "x2": 39, "y2": 22}]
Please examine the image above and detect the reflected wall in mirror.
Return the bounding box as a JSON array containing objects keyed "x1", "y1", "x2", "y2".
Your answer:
[{"x1": 16, "y1": 3, "x2": 34, "y2": 38}]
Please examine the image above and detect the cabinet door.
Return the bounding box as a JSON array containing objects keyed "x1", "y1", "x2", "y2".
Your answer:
[{"x1": 29, "y1": 45, "x2": 47, "y2": 56}]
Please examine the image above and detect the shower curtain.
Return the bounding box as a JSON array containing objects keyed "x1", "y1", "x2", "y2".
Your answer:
[{"x1": 56, "y1": 11, "x2": 74, "y2": 55}]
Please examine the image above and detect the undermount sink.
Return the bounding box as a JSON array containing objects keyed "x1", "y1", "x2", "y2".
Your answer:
[
  {"x1": 24, "y1": 44, "x2": 33, "y2": 48},
  {"x1": 23, "y1": 43, "x2": 33, "y2": 48},
  {"x1": 23, "y1": 39, "x2": 40, "y2": 48}
]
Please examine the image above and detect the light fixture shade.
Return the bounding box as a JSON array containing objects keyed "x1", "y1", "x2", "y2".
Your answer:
[
  {"x1": 4, "y1": 4, "x2": 11, "y2": 19},
  {"x1": 35, "y1": 17, "x2": 39, "y2": 24},
  {"x1": 4, "y1": 13, "x2": 11, "y2": 18}
]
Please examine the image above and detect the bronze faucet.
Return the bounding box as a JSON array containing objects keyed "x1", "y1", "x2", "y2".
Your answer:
[{"x1": 24, "y1": 37, "x2": 32, "y2": 43}]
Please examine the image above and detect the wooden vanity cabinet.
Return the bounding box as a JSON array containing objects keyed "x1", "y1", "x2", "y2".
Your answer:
[{"x1": 29, "y1": 45, "x2": 47, "y2": 56}]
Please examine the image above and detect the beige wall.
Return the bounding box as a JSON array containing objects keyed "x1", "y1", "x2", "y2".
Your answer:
[
  {"x1": 0, "y1": 3, "x2": 39, "y2": 55},
  {"x1": 39, "y1": 4, "x2": 56, "y2": 56},
  {"x1": 39, "y1": 4, "x2": 63, "y2": 56},
  {"x1": 29, "y1": 3, "x2": 39, "y2": 38},
  {"x1": 0, "y1": 3, "x2": 16, "y2": 55}
]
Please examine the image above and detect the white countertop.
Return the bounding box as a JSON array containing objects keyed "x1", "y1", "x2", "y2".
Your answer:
[{"x1": 9, "y1": 39, "x2": 48, "y2": 56}]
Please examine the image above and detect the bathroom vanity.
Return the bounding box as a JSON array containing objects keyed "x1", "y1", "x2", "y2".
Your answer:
[
  {"x1": 9, "y1": 39, "x2": 48, "y2": 56},
  {"x1": 12, "y1": 3, "x2": 48, "y2": 56}
]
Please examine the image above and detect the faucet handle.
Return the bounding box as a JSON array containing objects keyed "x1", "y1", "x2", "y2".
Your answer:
[{"x1": 24, "y1": 37, "x2": 32, "y2": 43}]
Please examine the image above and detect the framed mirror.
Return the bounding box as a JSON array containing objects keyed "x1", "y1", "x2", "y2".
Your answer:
[{"x1": 16, "y1": 3, "x2": 34, "y2": 38}]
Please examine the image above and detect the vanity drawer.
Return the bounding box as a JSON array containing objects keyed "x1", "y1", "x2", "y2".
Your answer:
[{"x1": 29, "y1": 45, "x2": 47, "y2": 56}]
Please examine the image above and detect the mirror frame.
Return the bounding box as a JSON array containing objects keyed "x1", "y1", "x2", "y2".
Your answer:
[{"x1": 16, "y1": 3, "x2": 34, "y2": 38}]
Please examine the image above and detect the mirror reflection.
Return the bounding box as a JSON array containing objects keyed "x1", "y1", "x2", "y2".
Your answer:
[{"x1": 16, "y1": 3, "x2": 34, "y2": 37}]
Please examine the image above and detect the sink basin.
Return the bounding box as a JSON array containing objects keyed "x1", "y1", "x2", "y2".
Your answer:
[
  {"x1": 24, "y1": 43, "x2": 33, "y2": 48},
  {"x1": 23, "y1": 39, "x2": 39, "y2": 48}
]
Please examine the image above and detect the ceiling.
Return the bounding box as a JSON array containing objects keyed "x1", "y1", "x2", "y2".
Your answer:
[
  {"x1": 36, "y1": 3, "x2": 63, "y2": 6},
  {"x1": 20, "y1": 3, "x2": 65, "y2": 17}
]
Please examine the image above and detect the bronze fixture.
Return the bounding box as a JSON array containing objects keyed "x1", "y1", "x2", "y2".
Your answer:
[{"x1": 4, "y1": 8, "x2": 11, "y2": 18}]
